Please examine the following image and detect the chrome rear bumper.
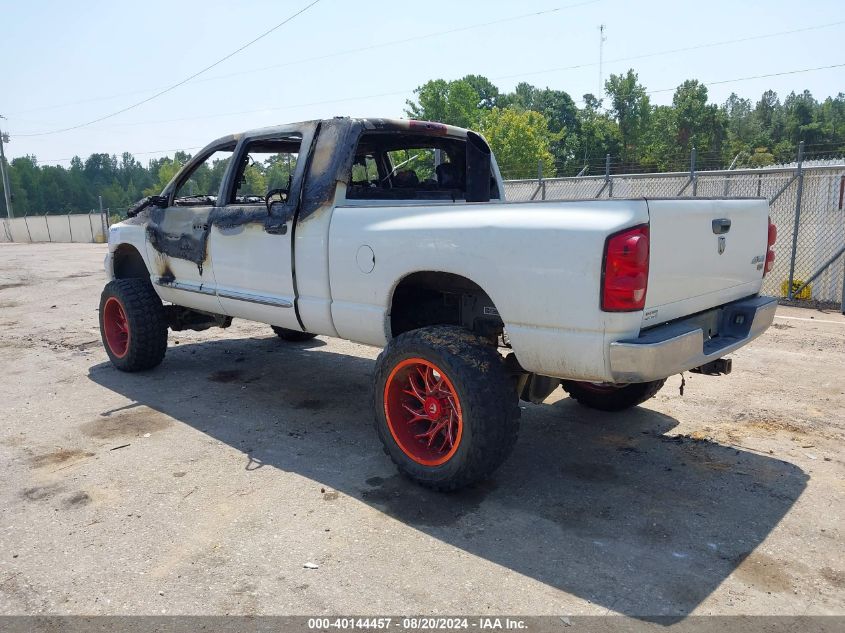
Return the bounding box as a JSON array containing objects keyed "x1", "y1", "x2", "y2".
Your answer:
[{"x1": 609, "y1": 295, "x2": 777, "y2": 383}]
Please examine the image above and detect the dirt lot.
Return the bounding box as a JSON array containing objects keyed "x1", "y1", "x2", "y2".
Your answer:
[{"x1": 0, "y1": 242, "x2": 843, "y2": 618}]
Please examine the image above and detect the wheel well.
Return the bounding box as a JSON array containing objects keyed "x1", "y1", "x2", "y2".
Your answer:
[
  {"x1": 113, "y1": 245, "x2": 149, "y2": 280},
  {"x1": 389, "y1": 272, "x2": 504, "y2": 340}
]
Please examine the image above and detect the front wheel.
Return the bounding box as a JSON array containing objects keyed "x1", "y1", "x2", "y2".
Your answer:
[
  {"x1": 99, "y1": 279, "x2": 168, "y2": 372},
  {"x1": 373, "y1": 326, "x2": 520, "y2": 491},
  {"x1": 561, "y1": 379, "x2": 666, "y2": 411},
  {"x1": 271, "y1": 326, "x2": 317, "y2": 342}
]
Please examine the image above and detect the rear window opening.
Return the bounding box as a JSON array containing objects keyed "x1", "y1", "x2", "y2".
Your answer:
[{"x1": 346, "y1": 131, "x2": 499, "y2": 202}]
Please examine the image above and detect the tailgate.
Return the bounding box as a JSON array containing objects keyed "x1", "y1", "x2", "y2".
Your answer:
[{"x1": 643, "y1": 198, "x2": 770, "y2": 326}]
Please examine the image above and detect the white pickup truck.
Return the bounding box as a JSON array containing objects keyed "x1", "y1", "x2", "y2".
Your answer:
[{"x1": 101, "y1": 117, "x2": 778, "y2": 490}]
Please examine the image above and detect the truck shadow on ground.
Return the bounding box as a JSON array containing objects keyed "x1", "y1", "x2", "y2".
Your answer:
[{"x1": 88, "y1": 334, "x2": 808, "y2": 620}]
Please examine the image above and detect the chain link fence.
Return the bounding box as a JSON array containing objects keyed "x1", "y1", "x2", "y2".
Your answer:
[{"x1": 504, "y1": 161, "x2": 845, "y2": 308}]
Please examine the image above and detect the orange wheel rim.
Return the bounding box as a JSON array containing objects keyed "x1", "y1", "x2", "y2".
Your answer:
[
  {"x1": 383, "y1": 358, "x2": 463, "y2": 466},
  {"x1": 103, "y1": 297, "x2": 130, "y2": 358}
]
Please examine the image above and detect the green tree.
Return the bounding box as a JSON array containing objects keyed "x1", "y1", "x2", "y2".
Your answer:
[
  {"x1": 479, "y1": 107, "x2": 556, "y2": 179},
  {"x1": 461, "y1": 74, "x2": 500, "y2": 110},
  {"x1": 640, "y1": 105, "x2": 679, "y2": 171},
  {"x1": 754, "y1": 90, "x2": 780, "y2": 131},
  {"x1": 672, "y1": 80, "x2": 726, "y2": 157},
  {"x1": 239, "y1": 164, "x2": 267, "y2": 197},
  {"x1": 783, "y1": 90, "x2": 822, "y2": 146},
  {"x1": 144, "y1": 157, "x2": 184, "y2": 196},
  {"x1": 819, "y1": 93, "x2": 845, "y2": 148},
  {"x1": 405, "y1": 79, "x2": 481, "y2": 129},
  {"x1": 574, "y1": 93, "x2": 621, "y2": 172},
  {"x1": 604, "y1": 70, "x2": 650, "y2": 163}
]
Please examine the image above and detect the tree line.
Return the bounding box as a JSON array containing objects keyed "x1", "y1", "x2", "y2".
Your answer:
[
  {"x1": 2, "y1": 69, "x2": 843, "y2": 216},
  {"x1": 407, "y1": 72, "x2": 845, "y2": 179}
]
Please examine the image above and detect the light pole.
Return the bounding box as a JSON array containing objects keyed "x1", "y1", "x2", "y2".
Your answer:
[{"x1": 0, "y1": 115, "x2": 13, "y2": 218}]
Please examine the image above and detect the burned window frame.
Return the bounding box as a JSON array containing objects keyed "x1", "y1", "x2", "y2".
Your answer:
[
  {"x1": 167, "y1": 140, "x2": 238, "y2": 207},
  {"x1": 226, "y1": 134, "x2": 305, "y2": 205},
  {"x1": 343, "y1": 132, "x2": 471, "y2": 202}
]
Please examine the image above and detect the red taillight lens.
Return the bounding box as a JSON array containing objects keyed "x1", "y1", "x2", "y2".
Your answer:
[
  {"x1": 602, "y1": 224, "x2": 649, "y2": 311},
  {"x1": 765, "y1": 249, "x2": 776, "y2": 273},
  {"x1": 763, "y1": 217, "x2": 777, "y2": 277}
]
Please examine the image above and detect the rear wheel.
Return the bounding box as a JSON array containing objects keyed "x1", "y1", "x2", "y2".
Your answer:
[
  {"x1": 99, "y1": 279, "x2": 167, "y2": 372},
  {"x1": 561, "y1": 379, "x2": 666, "y2": 411},
  {"x1": 271, "y1": 326, "x2": 317, "y2": 342},
  {"x1": 373, "y1": 326, "x2": 520, "y2": 491}
]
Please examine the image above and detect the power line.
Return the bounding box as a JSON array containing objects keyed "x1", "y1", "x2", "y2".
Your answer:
[
  {"x1": 74, "y1": 89, "x2": 415, "y2": 131},
  {"x1": 189, "y1": 0, "x2": 603, "y2": 87},
  {"x1": 14, "y1": 1, "x2": 322, "y2": 138},
  {"x1": 39, "y1": 146, "x2": 204, "y2": 164},
  {"x1": 646, "y1": 63, "x2": 845, "y2": 94},
  {"x1": 58, "y1": 59, "x2": 845, "y2": 135},
  {"x1": 29, "y1": 59, "x2": 845, "y2": 164},
  {"x1": 13, "y1": 18, "x2": 845, "y2": 138},
  {"x1": 492, "y1": 20, "x2": 845, "y2": 83},
  {"x1": 7, "y1": 0, "x2": 601, "y2": 120}
]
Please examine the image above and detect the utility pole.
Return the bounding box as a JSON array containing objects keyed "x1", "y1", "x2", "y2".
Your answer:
[
  {"x1": 0, "y1": 115, "x2": 13, "y2": 218},
  {"x1": 598, "y1": 24, "x2": 607, "y2": 96}
]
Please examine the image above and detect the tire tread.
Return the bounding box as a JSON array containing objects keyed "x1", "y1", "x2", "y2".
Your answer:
[
  {"x1": 372, "y1": 326, "x2": 520, "y2": 491},
  {"x1": 561, "y1": 378, "x2": 666, "y2": 411},
  {"x1": 99, "y1": 279, "x2": 167, "y2": 372}
]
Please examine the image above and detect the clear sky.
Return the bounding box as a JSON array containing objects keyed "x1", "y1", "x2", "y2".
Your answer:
[{"x1": 1, "y1": 0, "x2": 843, "y2": 166}]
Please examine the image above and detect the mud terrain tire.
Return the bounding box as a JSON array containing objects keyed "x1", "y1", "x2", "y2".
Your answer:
[
  {"x1": 99, "y1": 279, "x2": 167, "y2": 372},
  {"x1": 373, "y1": 325, "x2": 520, "y2": 491},
  {"x1": 561, "y1": 379, "x2": 666, "y2": 411}
]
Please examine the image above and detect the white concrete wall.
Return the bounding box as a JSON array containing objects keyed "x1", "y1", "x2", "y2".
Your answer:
[
  {"x1": 25, "y1": 216, "x2": 52, "y2": 242},
  {"x1": 0, "y1": 213, "x2": 105, "y2": 244},
  {"x1": 49, "y1": 216, "x2": 73, "y2": 242},
  {"x1": 70, "y1": 214, "x2": 100, "y2": 242},
  {"x1": 8, "y1": 218, "x2": 33, "y2": 242}
]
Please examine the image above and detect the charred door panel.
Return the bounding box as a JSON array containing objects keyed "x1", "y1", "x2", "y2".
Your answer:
[{"x1": 145, "y1": 205, "x2": 226, "y2": 314}]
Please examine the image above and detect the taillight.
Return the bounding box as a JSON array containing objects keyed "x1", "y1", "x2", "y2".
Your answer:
[
  {"x1": 602, "y1": 224, "x2": 649, "y2": 311},
  {"x1": 764, "y1": 216, "x2": 777, "y2": 276}
]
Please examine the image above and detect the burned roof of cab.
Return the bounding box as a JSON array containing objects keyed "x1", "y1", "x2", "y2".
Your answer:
[{"x1": 203, "y1": 118, "x2": 471, "y2": 149}]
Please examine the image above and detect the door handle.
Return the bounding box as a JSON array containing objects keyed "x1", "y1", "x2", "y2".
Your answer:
[{"x1": 712, "y1": 218, "x2": 731, "y2": 234}]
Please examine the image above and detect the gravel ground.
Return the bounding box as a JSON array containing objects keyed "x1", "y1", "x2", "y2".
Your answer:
[{"x1": 0, "y1": 242, "x2": 842, "y2": 618}]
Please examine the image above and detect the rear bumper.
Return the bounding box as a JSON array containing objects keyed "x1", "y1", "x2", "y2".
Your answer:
[{"x1": 608, "y1": 295, "x2": 777, "y2": 383}]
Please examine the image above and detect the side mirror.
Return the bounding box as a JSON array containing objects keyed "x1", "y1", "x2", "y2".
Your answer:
[
  {"x1": 465, "y1": 131, "x2": 491, "y2": 203},
  {"x1": 126, "y1": 195, "x2": 168, "y2": 218}
]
